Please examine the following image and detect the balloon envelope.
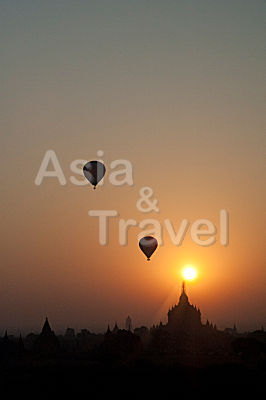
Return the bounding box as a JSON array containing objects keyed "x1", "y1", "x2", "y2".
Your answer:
[
  {"x1": 83, "y1": 161, "x2": 106, "y2": 189},
  {"x1": 139, "y1": 236, "x2": 158, "y2": 260}
]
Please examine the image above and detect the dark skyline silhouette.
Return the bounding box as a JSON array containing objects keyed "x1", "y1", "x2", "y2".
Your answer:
[
  {"x1": 1, "y1": 283, "x2": 265, "y2": 395},
  {"x1": 1, "y1": 283, "x2": 265, "y2": 355}
]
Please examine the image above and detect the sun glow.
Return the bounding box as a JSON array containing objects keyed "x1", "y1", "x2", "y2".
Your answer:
[{"x1": 182, "y1": 265, "x2": 197, "y2": 281}]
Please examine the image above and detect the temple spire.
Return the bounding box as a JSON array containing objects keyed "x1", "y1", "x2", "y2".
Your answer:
[
  {"x1": 41, "y1": 317, "x2": 52, "y2": 334},
  {"x1": 178, "y1": 281, "x2": 189, "y2": 305}
]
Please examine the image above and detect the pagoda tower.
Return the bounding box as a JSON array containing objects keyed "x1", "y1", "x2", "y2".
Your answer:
[{"x1": 167, "y1": 282, "x2": 202, "y2": 333}]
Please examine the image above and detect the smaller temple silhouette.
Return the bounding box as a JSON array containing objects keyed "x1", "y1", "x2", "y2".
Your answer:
[
  {"x1": 102, "y1": 322, "x2": 141, "y2": 358},
  {"x1": 34, "y1": 317, "x2": 60, "y2": 355}
]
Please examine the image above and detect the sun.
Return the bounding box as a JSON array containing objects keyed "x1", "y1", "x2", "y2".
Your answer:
[{"x1": 182, "y1": 265, "x2": 197, "y2": 281}]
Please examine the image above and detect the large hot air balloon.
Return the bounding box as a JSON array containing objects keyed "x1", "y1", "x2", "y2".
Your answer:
[
  {"x1": 83, "y1": 161, "x2": 106, "y2": 189},
  {"x1": 139, "y1": 236, "x2": 158, "y2": 261}
]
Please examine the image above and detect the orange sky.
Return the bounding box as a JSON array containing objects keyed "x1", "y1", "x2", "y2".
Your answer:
[{"x1": 1, "y1": 1, "x2": 265, "y2": 333}]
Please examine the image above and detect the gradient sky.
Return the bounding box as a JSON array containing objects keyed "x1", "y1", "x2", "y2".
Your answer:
[{"x1": 1, "y1": 0, "x2": 265, "y2": 334}]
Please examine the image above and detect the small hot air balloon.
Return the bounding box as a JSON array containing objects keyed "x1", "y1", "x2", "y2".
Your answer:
[
  {"x1": 139, "y1": 236, "x2": 158, "y2": 261},
  {"x1": 83, "y1": 161, "x2": 106, "y2": 189}
]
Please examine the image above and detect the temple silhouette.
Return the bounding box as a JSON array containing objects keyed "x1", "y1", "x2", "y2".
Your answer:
[
  {"x1": 167, "y1": 281, "x2": 202, "y2": 332},
  {"x1": 33, "y1": 317, "x2": 60, "y2": 355}
]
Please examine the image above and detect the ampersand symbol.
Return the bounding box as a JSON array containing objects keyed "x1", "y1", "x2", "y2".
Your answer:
[{"x1": 136, "y1": 187, "x2": 159, "y2": 213}]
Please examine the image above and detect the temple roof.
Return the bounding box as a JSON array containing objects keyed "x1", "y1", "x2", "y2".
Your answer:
[{"x1": 41, "y1": 317, "x2": 52, "y2": 335}]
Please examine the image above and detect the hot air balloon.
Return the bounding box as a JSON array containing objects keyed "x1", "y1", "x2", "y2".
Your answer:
[
  {"x1": 139, "y1": 236, "x2": 158, "y2": 261},
  {"x1": 83, "y1": 161, "x2": 106, "y2": 189}
]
